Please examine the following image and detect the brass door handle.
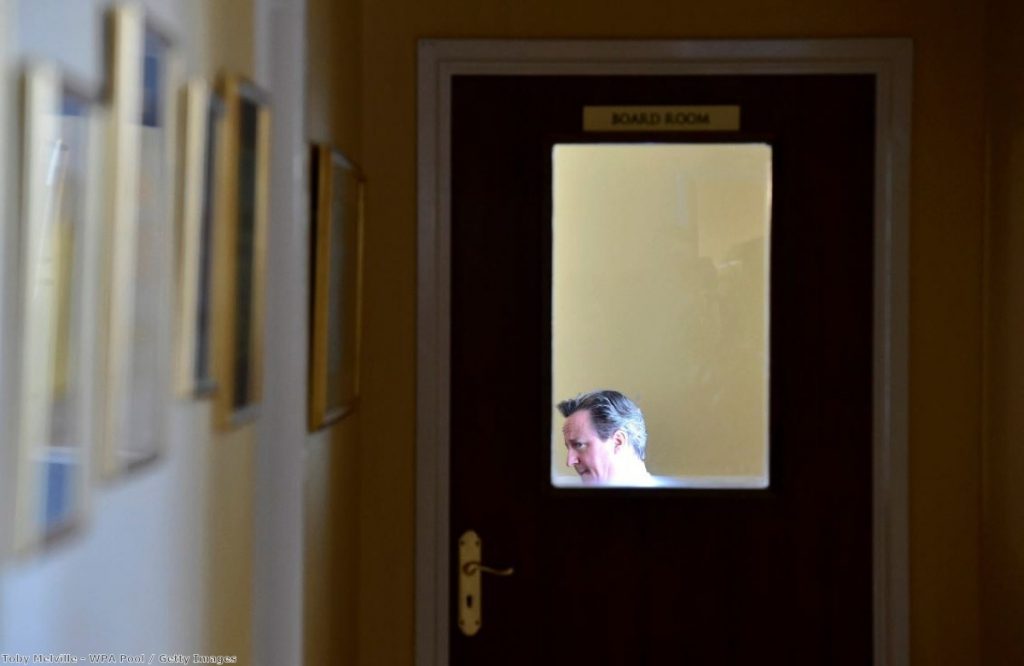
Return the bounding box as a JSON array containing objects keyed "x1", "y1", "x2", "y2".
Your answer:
[
  {"x1": 461, "y1": 560, "x2": 514, "y2": 577},
  {"x1": 458, "y1": 530, "x2": 514, "y2": 636}
]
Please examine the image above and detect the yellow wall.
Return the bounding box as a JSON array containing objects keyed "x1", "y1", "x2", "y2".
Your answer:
[
  {"x1": 206, "y1": 429, "x2": 255, "y2": 662},
  {"x1": 305, "y1": 415, "x2": 360, "y2": 665},
  {"x1": 307, "y1": 0, "x2": 362, "y2": 158},
  {"x1": 207, "y1": 0, "x2": 254, "y2": 79},
  {"x1": 552, "y1": 142, "x2": 770, "y2": 479},
  {"x1": 356, "y1": 1, "x2": 987, "y2": 664},
  {"x1": 1, "y1": 0, "x2": 262, "y2": 660},
  {"x1": 204, "y1": 3, "x2": 256, "y2": 662},
  {"x1": 983, "y1": 0, "x2": 1024, "y2": 662},
  {"x1": 305, "y1": 0, "x2": 363, "y2": 663},
  {"x1": 551, "y1": 144, "x2": 770, "y2": 483}
]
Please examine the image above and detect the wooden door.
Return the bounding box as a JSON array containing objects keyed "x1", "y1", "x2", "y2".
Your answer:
[{"x1": 448, "y1": 72, "x2": 876, "y2": 665}]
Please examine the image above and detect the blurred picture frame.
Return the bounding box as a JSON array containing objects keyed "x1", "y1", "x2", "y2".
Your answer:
[
  {"x1": 308, "y1": 144, "x2": 363, "y2": 431},
  {"x1": 175, "y1": 79, "x2": 223, "y2": 398},
  {"x1": 212, "y1": 75, "x2": 270, "y2": 429},
  {"x1": 12, "y1": 63, "x2": 101, "y2": 551},
  {"x1": 99, "y1": 4, "x2": 178, "y2": 474}
]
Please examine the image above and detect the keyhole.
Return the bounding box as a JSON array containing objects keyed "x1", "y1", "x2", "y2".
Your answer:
[{"x1": 466, "y1": 594, "x2": 474, "y2": 609}]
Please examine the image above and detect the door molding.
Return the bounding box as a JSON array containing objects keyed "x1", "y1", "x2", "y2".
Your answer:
[{"x1": 417, "y1": 38, "x2": 911, "y2": 666}]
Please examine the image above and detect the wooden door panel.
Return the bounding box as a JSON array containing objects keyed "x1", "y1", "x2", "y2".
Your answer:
[{"x1": 451, "y1": 74, "x2": 874, "y2": 665}]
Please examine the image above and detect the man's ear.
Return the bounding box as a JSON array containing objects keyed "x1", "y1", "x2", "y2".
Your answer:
[{"x1": 612, "y1": 429, "x2": 627, "y2": 453}]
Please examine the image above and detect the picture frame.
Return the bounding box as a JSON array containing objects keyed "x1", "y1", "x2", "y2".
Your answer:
[
  {"x1": 308, "y1": 144, "x2": 364, "y2": 431},
  {"x1": 12, "y1": 63, "x2": 101, "y2": 550},
  {"x1": 175, "y1": 79, "x2": 222, "y2": 397},
  {"x1": 212, "y1": 75, "x2": 270, "y2": 429},
  {"x1": 99, "y1": 4, "x2": 178, "y2": 474}
]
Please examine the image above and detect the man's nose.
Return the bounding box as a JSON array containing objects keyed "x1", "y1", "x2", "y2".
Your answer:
[{"x1": 566, "y1": 449, "x2": 578, "y2": 466}]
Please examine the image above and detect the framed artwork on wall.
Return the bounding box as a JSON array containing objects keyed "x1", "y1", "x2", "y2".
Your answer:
[
  {"x1": 175, "y1": 79, "x2": 222, "y2": 398},
  {"x1": 308, "y1": 144, "x2": 363, "y2": 431},
  {"x1": 99, "y1": 4, "x2": 178, "y2": 474},
  {"x1": 212, "y1": 75, "x2": 270, "y2": 429},
  {"x1": 12, "y1": 63, "x2": 101, "y2": 550}
]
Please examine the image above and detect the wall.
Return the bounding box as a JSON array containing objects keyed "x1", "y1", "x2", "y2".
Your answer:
[
  {"x1": 251, "y1": 0, "x2": 309, "y2": 663},
  {"x1": 983, "y1": 0, "x2": 1024, "y2": 662},
  {"x1": 551, "y1": 144, "x2": 771, "y2": 483},
  {"x1": 0, "y1": 3, "x2": 15, "y2": 641},
  {"x1": 304, "y1": 0, "x2": 363, "y2": 663},
  {"x1": 358, "y1": 1, "x2": 986, "y2": 664},
  {"x1": 0, "y1": 0, "x2": 234, "y2": 654},
  {"x1": 0, "y1": 0, "x2": 303, "y2": 663}
]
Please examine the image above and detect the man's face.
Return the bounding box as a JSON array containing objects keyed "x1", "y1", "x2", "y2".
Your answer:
[{"x1": 562, "y1": 409, "x2": 620, "y2": 484}]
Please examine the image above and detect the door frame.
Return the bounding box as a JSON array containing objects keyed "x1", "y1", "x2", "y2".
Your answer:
[{"x1": 416, "y1": 38, "x2": 912, "y2": 666}]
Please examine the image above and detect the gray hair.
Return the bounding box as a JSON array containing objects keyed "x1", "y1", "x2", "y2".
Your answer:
[{"x1": 557, "y1": 389, "x2": 648, "y2": 460}]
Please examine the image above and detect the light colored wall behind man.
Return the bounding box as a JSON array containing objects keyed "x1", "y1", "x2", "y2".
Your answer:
[{"x1": 551, "y1": 144, "x2": 770, "y2": 483}]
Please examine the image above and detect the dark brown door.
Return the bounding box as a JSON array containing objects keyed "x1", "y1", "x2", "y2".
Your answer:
[{"x1": 450, "y1": 74, "x2": 875, "y2": 664}]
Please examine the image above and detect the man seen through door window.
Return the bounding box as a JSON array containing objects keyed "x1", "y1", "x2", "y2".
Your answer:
[{"x1": 558, "y1": 389, "x2": 655, "y2": 486}]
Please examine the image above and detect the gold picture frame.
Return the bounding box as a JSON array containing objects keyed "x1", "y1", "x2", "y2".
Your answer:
[
  {"x1": 99, "y1": 4, "x2": 178, "y2": 475},
  {"x1": 308, "y1": 144, "x2": 364, "y2": 431},
  {"x1": 212, "y1": 75, "x2": 270, "y2": 429},
  {"x1": 175, "y1": 79, "x2": 222, "y2": 398},
  {"x1": 12, "y1": 63, "x2": 100, "y2": 551}
]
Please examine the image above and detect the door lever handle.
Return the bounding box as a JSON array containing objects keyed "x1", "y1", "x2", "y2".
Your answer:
[
  {"x1": 458, "y1": 530, "x2": 513, "y2": 636},
  {"x1": 461, "y1": 560, "x2": 514, "y2": 577}
]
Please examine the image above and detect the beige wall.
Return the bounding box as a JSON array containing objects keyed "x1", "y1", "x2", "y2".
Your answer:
[
  {"x1": 206, "y1": 430, "x2": 255, "y2": 662},
  {"x1": 207, "y1": 0, "x2": 253, "y2": 78},
  {"x1": 551, "y1": 144, "x2": 770, "y2": 483},
  {"x1": 1, "y1": 1, "x2": 261, "y2": 661},
  {"x1": 984, "y1": 0, "x2": 1024, "y2": 662},
  {"x1": 307, "y1": 0, "x2": 361, "y2": 157},
  {"x1": 305, "y1": 0, "x2": 363, "y2": 663},
  {"x1": 355, "y1": 1, "x2": 987, "y2": 664},
  {"x1": 305, "y1": 415, "x2": 360, "y2": 665},
  {"x1": 205, "y1": 5, "x2": 256, "y2": 660}
]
